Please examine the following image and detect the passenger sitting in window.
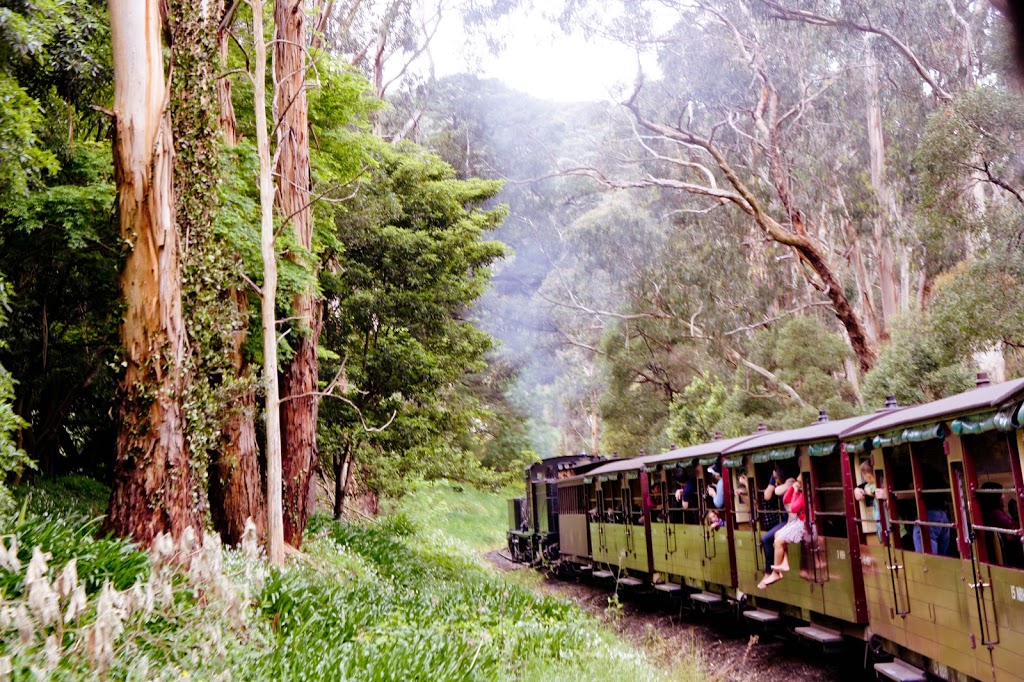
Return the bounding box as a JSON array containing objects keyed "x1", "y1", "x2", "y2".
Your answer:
[
  {"x1": 760, "y1": 462, "x2": 797, "y2": 582},
  {"x1": 758, "y1": 476, "x2": 806, "y2": 589},
  {"x1": 854, "y1": 460, "x2": 885, "y2": 541},
  {"x1": 705, "y1": 509, "x2": 724, "y2": 531},
  {"x1": 980, "y1": 481, "x2": 1024, "y2": 568},
  {"x1": 706, "y1": 463, "x2": 726, "y2": 509}
]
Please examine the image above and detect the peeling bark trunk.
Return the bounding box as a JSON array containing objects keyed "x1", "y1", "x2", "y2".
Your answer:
[
  {"x1": 209, "y1": 1, "x2": 265, "y2": 546},
  {"x1": 835, "y1": 185, "x2": 882, "y2": 347},
  {"x1": 275, "y1": 0, "x2": 319, "y2": 547},
  {"x1": 217, "y1": 5, "x2": 239, "y2": 147},
  {"x1": 105, "y1": 0, "x2": 199, "y2": 545},
  {"x1": 865, "y1": 45, "x2": 899, "y2": 332}
]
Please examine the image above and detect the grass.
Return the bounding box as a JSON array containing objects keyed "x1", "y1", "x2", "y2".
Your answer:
[
  {"x1": 0, "y1": 476, "x2": 675, "y2": 680},
  {"x1": 389, "y1": 479, "x2": 515, "y2": 551}
]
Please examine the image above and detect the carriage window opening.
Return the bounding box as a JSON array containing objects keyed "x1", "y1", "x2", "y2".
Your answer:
[
  {"x1": 626, "y1": 477, "x2": 644, "y2": 525},
  {"x1": 559, "y1": 485, "x2": 586, "y2": 516},
  {"x1": 811, "y1": 453, "x2": 847, "y2": 539},
  {"x1": 607, "y1": 480, "x2": 624, "y2": 524},
  {"x1": 965, "y1": 431, "x2": 1024, "y2": 570},
  {"x1": 650, "y1": 479, "x2": 665, "y2": 523},
  {"x1": 753, "y1": 460, "x2": 789, "y2": 534},
  {"x1": 910, "y1": 439, "x2": 957, "y2": 558},
  {"x1": 853, "y1": 453, "x2": 881, "y2": 543},
  {"x1": 732, "y1": 468, "x2": 752, "y2": 528},
  {"x1": 883, "y1": 445, "x2": 920, "y2": 552},
  {"x1": 666, "y1": 472, "x2": 684, "y2": 524},
  {"x1": 669, "y1": 468, "x2": 701, "y2": 525}
]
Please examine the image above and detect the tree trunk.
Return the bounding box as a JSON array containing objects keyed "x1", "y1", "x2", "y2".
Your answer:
[
  {"x1": 834, "y1": 185, "x2": 882, "y2": 347},
  {"x1": 865, "y1": 44, "x2": 900, "y2": 332},
  {"x1": 252, "y1": 0, "x2": 285, "y2": 567},
  {"x1": 209, "y1": 1, "x2": 265, "y2": 547},
  {"x1": 333, "y1": 438, "x2": 354, "y2": 519},
  {"x1": 275, "y1": 0, "x2": 320, "y2": 548},
  {"x1": 105, "y1": 0, "x2": 198, "y2": 545},
  {"x1": 217, "y1": 6, "x2": 239, "y2": 147}
]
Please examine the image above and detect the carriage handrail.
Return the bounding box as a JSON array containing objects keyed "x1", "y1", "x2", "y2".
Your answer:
[
  {"x1": 887, "y1": 518, "x2": 956, "y2": 529},
  {"x1": 970, "y1": 523, "x2": 1024, "y2": 535}
]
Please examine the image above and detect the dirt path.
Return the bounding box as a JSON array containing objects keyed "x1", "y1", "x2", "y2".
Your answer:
[{"x1": 487, "y1": 551, "x2": 869, "y2": 681}]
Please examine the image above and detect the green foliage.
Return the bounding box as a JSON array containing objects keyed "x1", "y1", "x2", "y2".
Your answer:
[
  {"x1": 256, "y1": 513, "x2": 661, "y2": 681},
  {"x1": 389, "y1": 480, "x2": 513, "y2": 551},
  {"x1": 916, "y1": 85, "x2": 1024, "y2": 274},
  {"x1": 0, "y1": 274, "x2": 30, "y2": 507},
  {"x1": 667, "y1": 377, "x2": 728, "y2": 447},
  {"x1": 318, "y1": 139, "x2": 511, "y2": 497},
  {"x1": 0, "y1": 0, "x2": 118, "y2": 476},
  {"x1": 0, "y1": 511, "x2": 149, "y2": 598},
  {"x1": 862, "y1": 312, "x2": 974, "y2": 408},
  {"x1": 927, "y1": 255, "x2": 1024, "y2": 364}
]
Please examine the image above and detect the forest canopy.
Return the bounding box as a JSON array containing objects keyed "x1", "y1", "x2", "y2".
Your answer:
[{"x1": 0, "y1": 0, "x2": 1022, "y2": 553}]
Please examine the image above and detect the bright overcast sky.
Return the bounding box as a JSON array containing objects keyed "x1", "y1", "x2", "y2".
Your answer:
[{"x1": 432, "y1": 8, "x2": 653, "y2": 103}]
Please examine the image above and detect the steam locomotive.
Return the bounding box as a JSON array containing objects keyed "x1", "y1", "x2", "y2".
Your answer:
[{"x1": 508, "y1": 374, "x2": 1024, "y2": 682}]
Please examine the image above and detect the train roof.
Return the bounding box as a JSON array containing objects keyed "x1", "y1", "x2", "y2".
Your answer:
[
  {"x1": 841, "y1": 376, "x2": 1024, "y2": 440},
  {"x1": 641, "y1": 433, "x2": 768, "y2": 468},
  {"x1": 721, "y1": 411, "x2": 900, "y2": 456}
]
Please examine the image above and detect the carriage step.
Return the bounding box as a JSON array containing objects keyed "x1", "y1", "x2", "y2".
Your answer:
[
  {"x1": 795, "y1": 624, "x2": 843, "y2": 645},
  {"x1": 874, "y1": 660, "x2": 926, "y2": 682},
  {"x1": 617, "y1": 576, "x2": 644, "y2": 587},
  {"x1": 592, "y1": 570, "x2": 614, "y2": 579},
  {"x1": 578, "y1": 564, "x2": 592, "y2": 572},
  {"x1": 654, "y1": 582, "x2": 682, "y2": 593},
  {"x1": 743, "y1": 609, "x2": 779, "y2": 623},
  {"x1": 690, "y1": 591, "x2": 723, "y2": 605}
]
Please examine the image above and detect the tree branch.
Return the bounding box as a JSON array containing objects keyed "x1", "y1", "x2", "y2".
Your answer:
[{"x1": 759, "y1": 0, "x2": 954, "y2": 103}]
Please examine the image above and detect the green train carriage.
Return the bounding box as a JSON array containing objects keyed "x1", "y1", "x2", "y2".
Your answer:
[
  {"x1": 840, "y1": 374, "x2": 1024, "y2": 681},
  {"x1": 514, "y1": 376, "x2": 1024, "y2": 681},
  {"x1": 506, "y1": 454, "x2": 607, "y2": 564}
]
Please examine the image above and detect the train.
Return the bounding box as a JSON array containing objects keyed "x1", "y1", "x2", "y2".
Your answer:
[{"x1": 507, "y1": 373, "x2": 1024, "y2": 682}]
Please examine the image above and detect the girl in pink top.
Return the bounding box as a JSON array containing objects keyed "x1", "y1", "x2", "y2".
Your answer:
[{"x1": 757, "y1": 476, "x2": 806, "y2": 589}]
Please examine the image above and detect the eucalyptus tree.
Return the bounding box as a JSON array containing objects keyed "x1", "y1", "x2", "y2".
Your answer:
[
  {"x1": 271, "y1": 0, "x2": 320, "y2": 548},
  {"x1": 104, "y1": 0, "x2": 199, "y2": 544}
]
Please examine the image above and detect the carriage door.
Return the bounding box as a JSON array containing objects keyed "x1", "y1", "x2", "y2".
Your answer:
[
  {"x1": 595, "y1": 483, "x2": 608, "y2": 554},
  {"x1": 956, "y1": 424, "x2": 1024, "y2": 649},
  {"x1": 699, "y1": 464, "x2": 717, "y2": 560},
  {"x1": 661, "y1": 475, "x2": 678, "y2": 559},
  {"x1": 951, "y1": 461, "x2": 998, "y2": 650},
  {"x1": 622, "y1": 474, "x2": 636, "y2": 558}
]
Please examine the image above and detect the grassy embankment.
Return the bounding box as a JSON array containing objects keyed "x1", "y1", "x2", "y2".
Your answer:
[{"x1": 0, "y1": 477, "x2": 684, "y2": 680}]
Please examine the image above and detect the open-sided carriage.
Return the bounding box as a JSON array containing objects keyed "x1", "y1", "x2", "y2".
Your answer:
[{"x1": 506, "y1": 375, "x2": 1024, "y2": 681}]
